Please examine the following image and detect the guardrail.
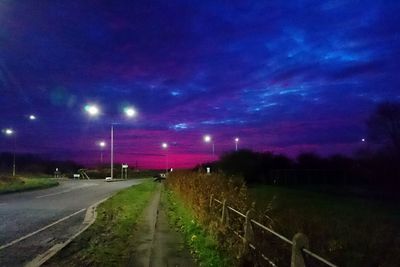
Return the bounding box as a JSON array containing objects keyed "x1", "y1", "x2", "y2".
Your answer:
[{"x1": 209, "y1": 195, "x2": 338, "y2": 267}]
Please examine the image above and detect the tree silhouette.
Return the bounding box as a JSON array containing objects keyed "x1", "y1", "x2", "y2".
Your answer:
[{"x1": 367, "y1": 101, "x2": 400, "y2": 157}]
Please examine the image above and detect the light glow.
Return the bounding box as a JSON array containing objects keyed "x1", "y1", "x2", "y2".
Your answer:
[
  {"x1": 204, "y1": 135, "x2": 211, "y2": 143},
  {"x1": 4, "y1": 128, "x2": 14, "y2": 135},
  {"x1": 29, "y1": 115, "x2": 36, "y2": 120},
  {"x1": 84, "y1": 104, "x2": 100, "y2": 116},
  {"x1": 124, "y1": 107, "x2": 137, "y2": 117},
  {"x1": 99, "y1": 141, "x2": 106, "y2": 147},
  {"x1": 162, "y1": 142, "x2": 168, "y2": 149}
]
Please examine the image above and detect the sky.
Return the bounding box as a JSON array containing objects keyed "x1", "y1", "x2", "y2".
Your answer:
[{"x1": 0, "y1": 0, "x2": 399, "y2": 169}]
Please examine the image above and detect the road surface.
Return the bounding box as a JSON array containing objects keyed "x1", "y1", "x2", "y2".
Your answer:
[{"x1": 0, "y1": 178, "x2": 145, "y2": 266}]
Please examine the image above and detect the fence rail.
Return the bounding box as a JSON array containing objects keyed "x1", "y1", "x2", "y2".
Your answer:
[{"x1": 209, "y1": 195, "x2": 338, "y2": 267}]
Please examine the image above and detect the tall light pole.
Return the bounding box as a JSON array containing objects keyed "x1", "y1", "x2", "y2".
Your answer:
[
  {"x1": 203, "y1": 135, "x2": 214, "y2": 156},
  {"x1": 109, "y1": 106, "x2": 137, "y2": 179},
  {"x1": 110, "y1": 108, "x2": 137, "y2": 179},
  {"x1": 235, "y1": 137, "x2": 239, "y2": 151},
  {"x1": 85, "y1": 104, "x2": 137, "y2": 180},
  {"x1": 98, "y1": 141, "x2": 106, "y2": 164},
  {"x1": 162, "y1": 142, "x2": 168, "y2": 173},
  {"x1": 3, "y1": 128, "x2": 16, "y2": 176},
  {"x1": 111, "y1": 124, "x2": 114, "y2": 178}
]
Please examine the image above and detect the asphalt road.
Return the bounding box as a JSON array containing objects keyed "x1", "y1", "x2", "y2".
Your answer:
[{"x1": 0, "y1": 178, "x2": 146, "y2": 266}]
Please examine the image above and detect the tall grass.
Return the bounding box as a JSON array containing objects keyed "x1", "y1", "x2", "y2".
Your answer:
[
  {"x1": 167, "y1": 171, "x2": 400, "y2": 266},
  {"x1": 166, "y1": 170, "x2": 261, "y2": 265},
  {"x1": 164, "y1": 188, "x2": 232, "y2": 266}
]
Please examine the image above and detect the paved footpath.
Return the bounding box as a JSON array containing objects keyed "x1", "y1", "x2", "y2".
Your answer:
[{"x1": 128, "y1": 183, "x2": 196, "y2": 267}]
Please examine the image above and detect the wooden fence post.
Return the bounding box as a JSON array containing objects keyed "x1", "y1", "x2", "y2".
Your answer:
[
  {"x1": 209, "y1": 194, "x2": 214, "y2": 209},
  {"x1": 291, "y1": 233, "x2": 309, "y2": 267},
  {"x1": 242, "y1": 208, "x2": 255, "y2": 256},
  {"x1": 221, "y1": 199, "x2": 229, "y2": 225}
]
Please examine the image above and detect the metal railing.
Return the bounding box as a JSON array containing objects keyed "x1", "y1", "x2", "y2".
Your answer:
[{"x1": 210, "y1": 195, "x2": 338, "y2": 267}]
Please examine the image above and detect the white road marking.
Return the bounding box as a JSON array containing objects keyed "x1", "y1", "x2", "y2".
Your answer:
[
  {"x1": 36, "y1": 183, "x2": 98, "y2": 199},
  {"x1": 0, "y1": 208, "x2": 86, "y2": 251}
]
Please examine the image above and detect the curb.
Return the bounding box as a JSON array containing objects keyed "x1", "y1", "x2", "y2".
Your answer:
[{"x1": 25, "y1": 195, "x2": 113, "y2": 267}]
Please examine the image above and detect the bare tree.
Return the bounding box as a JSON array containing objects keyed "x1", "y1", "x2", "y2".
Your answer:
[{"x1": 367, "y1": 101, "x2": 400, "y2": 156}]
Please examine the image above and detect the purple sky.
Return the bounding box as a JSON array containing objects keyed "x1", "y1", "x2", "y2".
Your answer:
[{"x1": 1, "y1": 1, "x2": 399, "y2": 168}]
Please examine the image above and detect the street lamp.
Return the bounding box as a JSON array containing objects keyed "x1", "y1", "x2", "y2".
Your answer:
[
  {"x1": 85, "y1": 104, "x2": 137, "y2": 179},
  {"x1": 84, "y1": 104, "x2": 100, "y2": 117},
  {"x1": 98, "y1": 141, "x2": 106, "y2": 164},
  {"x1": 2, "y1": 128, "x2": 16, "y2": 176},
  {"x1": 29, "y1": 114, "x2": 36, "y2": 120},
  {"x1": 235, "y1": 137, "x2": 239, "y2": 151},
  {"x1": 124, "y1": 107, "x2": 136, "y2": 117},
  {"x1": 108, "y1": 106, "x2": 137, "y2": 179},
  {"x1": 203, "y1": 135, "x2": 214, "y2": 156},
  {"x1": 161, "y1": 142, "x2": 168, "y2": 174}
]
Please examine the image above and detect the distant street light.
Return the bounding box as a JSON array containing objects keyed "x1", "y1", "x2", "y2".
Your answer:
[
  {"x1": 98, "y1": 141, "x2": 106, "y2": 164},
  {"x1": 235, "y1": 137, "x2": 239, "y2": 151},
  {"x1": 203, "y1": 135, "x2": 214, "y2": 156},
  {"x1": 124, "y1": 107, "x2": 137, "y2": 117},
  {"x1": 4, "y1": 129, "x2": 14, "y2": 135},
  {"x1": 84, "y1": 104, "x2": 100, "y2": 116},
  {"x1": 162, "y1": 142, "x2": 168, "y2": 173},
  {"x1": 29, "y1": 114, "x2": 36, "y2": 120},
  {"x1": 2, "y1": 128, "x2": 16, "y2": 176},
  {"x1": 361, "y1": 138, "x2": 366, "y2": 142}
]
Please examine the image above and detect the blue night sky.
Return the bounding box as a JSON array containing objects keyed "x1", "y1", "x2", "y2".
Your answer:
[{"x1": 0, "y1": 0, "x2": 399, "y2": 168}]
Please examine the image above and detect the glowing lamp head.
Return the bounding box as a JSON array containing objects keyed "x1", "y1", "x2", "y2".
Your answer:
[
  {"x1": 162, "y1": 142, "x2": 168, "y2": 149},
  {"x1": 4, "y1": 128, "x2": 14, "y2": 135},
  {"x1": 124, "y1": 107, "x2": 137, "y2": 117},
  {"x1": 84, "y1": 104, "x2": 100, "y2": 116},
  {"x1": 204, "y1": 135, "x2": 211, "y2": 143},
  {"x1": 29, "y1": 114, "x2": 36, "y2": 120},
  {"x1": 235, "y1": 137, "x2": 239, "y2": 142},
  {"x1": 361, "y1": 138, "x2": 366, "y2": 142},
  {"x1": 99, "y1": 141, "x2": 106, "y2": 147}
]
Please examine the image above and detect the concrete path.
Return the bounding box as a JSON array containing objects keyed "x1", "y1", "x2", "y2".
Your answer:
[{"x1": 129, "y1": 184, "x2": 196, "y2": 267}]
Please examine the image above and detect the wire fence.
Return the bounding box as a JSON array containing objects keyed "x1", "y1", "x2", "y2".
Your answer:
[{"x1": 210, "y1": 195, "x2": 338, "y2": 267}]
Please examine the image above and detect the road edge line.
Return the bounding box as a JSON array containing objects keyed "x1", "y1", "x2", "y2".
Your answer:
[
  {"x1": 25, "y1": 195, "x2": 113, "y2": 267},
  {"x1": 0, "y1": 209, "x2": 86, "y2": 251}
]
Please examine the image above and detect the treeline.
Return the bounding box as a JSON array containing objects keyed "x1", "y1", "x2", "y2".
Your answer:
[
  {"x1": 0, "y1": 152, "x2": 82, "y2": 176},
  {"x1": 198, "y1": 149, "x2": 399, "y2": 192}
]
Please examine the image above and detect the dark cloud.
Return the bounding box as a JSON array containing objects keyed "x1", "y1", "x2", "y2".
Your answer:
[{"x1": 0, "y1": 0, "x2": 399, "y2": 168}]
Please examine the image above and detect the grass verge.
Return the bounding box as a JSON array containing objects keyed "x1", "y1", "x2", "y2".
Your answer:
[
  {"x1": 0, "y1": 176, "x2": 58, "y2": 194},
  {"x1": 249, "y1": 184, "x2": 400, "y2": 266},
  {"x1": 164, "y1": 188, "x2": 232, "y2": 267},
  {"x1": 46, "y1": 181, "x2": 158, "y2": 267}
]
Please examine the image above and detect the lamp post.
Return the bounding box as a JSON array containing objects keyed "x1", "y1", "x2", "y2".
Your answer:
[
  {"x1": 162, "y1": 142, "x2": 168, "y2": 174},
  {"x1": 3, "y1": 128, "x2": 16, "y2": 176},
  {"x1": 110, "y1": 108, "x2": 137, "y2": 179},
  {"x1": 235, "y1": 137, "x2": 239, "y2": 151},
  {"x1": 98, "y1": 141, "x2": 106, "y2": 164},
  {"x1": 85, "y1": 104, "x2": 137, "y2": 180},
  {"x1": 111, "y1": 123, "x2": 114, "y2": 179},
  {"x1": 203, "y1": 135, "x2": 214, "y2": 156}
]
